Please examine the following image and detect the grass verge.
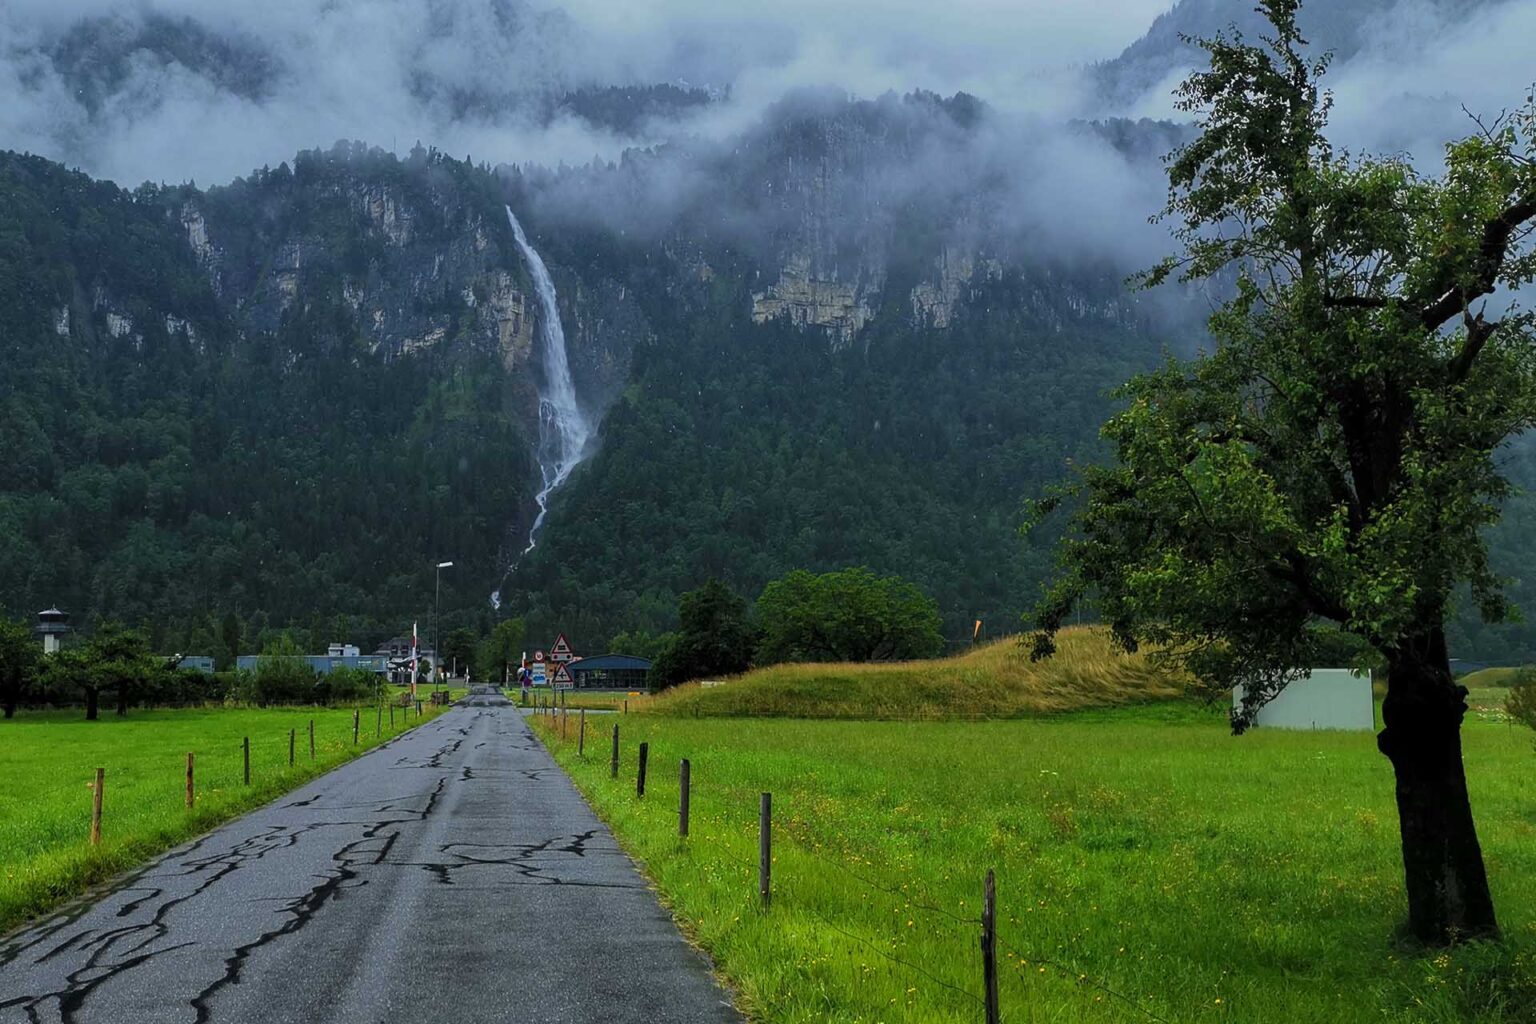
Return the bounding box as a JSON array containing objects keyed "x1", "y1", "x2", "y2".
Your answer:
[
  {"x1": 531, "y1": 711, "x2": 1535, "y2": 1023},
  {"x1": 0, "y1": 701, "x2": 449, "y2": 934}
]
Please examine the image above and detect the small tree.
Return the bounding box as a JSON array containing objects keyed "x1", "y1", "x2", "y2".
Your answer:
[
  {"x1": 440, "y1": 627, "x2": 478, "y2": 679},
  {"x1": 756, "y1": 567, "x2": 945, "y2": 663},
  {"x1": 1507, "y1": 667, "x2": 1536, "y2": 736},
  {"x1": 250, "y1": 635, "x2": 319, "y2": 705},
  {"x1": 0, "y1": 618, "x2": 39, "y2": 718},
  {"x1": 1032, "y1": 0, "x2": 1536, "y2": 944},
  {"x1": 475, "y1": 618, "x2": 526, "y2": 684},
  {"x1": 652, "y1": 580, "x2": 756, "y2": 688},
  {"x1": 219, "y1": 612, "x2": 242, "y2": 671}
]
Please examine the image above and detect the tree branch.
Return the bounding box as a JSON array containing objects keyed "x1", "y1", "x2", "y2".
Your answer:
[
  {"x1": 1447, "y1": 308, "x2": 1501, "y2": 384},
  {"x1": 1418, "y1": 194, "x2": 1536, "y2": 332}
]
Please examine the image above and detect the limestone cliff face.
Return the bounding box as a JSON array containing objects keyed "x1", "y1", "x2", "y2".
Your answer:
[
  {"x1": 183, "y1": 172, "x2": 540, "y2": 369},
  {"x1": 909, "y1": 246, "x2": 1004, "y2": 328},
  {"x1": 751, "y1": 252, "x2": 876, "y2": 344}
]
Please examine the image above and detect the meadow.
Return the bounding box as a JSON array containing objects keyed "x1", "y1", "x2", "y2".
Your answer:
[
  {"x1": 532, "y1": 705, "x2": 1536, "y2": 1023},
  {"x1": 0, "y1": 701, "x2": 449, "y2": 934}
]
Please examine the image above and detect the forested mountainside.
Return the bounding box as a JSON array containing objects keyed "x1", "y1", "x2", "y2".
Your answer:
[
  {"x1": 0, "y1": 147, "x2": 542, "y2": 648},
  {"x1": 4, "y1": 82, "x2": 1536, "y2": 663}
]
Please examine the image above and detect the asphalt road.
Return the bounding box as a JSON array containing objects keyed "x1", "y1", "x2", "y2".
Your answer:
[{"x1": 0, "y1": 692, "x2": 742, "y2": 1024}]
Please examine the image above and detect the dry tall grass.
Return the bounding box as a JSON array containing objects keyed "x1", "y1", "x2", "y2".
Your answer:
[{"x1": 645, "y1": 626, "x2": 1190, "y2": 720}]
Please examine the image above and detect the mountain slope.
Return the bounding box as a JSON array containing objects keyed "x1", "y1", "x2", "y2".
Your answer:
[{"x1": 0, "y1": 148, "x2": 542, "y2": 642}]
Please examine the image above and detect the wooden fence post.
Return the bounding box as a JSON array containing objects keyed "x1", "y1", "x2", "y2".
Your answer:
[
  {"x1": 623, "y1": 698, "x2": 628, "y2": 714},
  {"x1": 679, "y1": 759, "x2": 690, "y2": 838},
  {"x1": 390, "y1": 702, "x2": 395, "y2": 728},
  {"x1": 289, "y1": 728, "x2": 296, "y2": 766},
  {"x1": 982, "y1": 870, "x2": 1000, "y2": 1024},
  {"x1": 353, "y1": 709, "x2": 360, "y2": 745},
  {"x1": 309, "y1": 719, "x2": 315, "y2": 760},
  {"x1": 243, "y1": 737, "x2": 251, "y2": 785},
  {"x1": 376, "y1": 703, "x2": 382, "y2": 738},
  {"x1": 759, "y1": 792, "x2": 772, "y2": 910},
  {"x1": 185, "y1": 752, "x2": 195, "y2": 809},
  {"x1": 90, "y1": 768, "x2": 104, "y2": 846},
  {"x1": 578, "y1": 709, "x2": 586, "y2": 757},
  {"x1": 610, "y1": 724, "x2": 620, "y2": 779},
  {"x1": 637, "y1": 742, "x2": 649, "y2": 797}
]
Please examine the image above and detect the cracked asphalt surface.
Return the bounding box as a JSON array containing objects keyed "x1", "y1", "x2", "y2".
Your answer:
[{"x1": 0, "y1": 693, "x2": 742, "y2": 1024}]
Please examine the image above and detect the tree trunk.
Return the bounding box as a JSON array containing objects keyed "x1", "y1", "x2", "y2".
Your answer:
[
  {"x1": 3, "y1": 699, "x2": 14, "y2": 719},
  {"x1": 84, "y1": 687, "x2": 99, "y2": 721},
  {"x1": 116, "y1": 683, "x2": 130, "y2": 717},
  {"x1": 1378, "y1": 627, "x2": 1499, "y2": 945}
]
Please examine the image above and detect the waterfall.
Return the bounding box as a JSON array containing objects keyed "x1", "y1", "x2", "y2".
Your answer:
[{"x1": 492, "y1": 205, "x2": 592, "y2": 609}]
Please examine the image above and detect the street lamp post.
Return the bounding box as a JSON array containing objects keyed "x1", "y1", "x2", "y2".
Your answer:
[{"x1": 434, "y1": 561, "x2": 453, "y2": 697}]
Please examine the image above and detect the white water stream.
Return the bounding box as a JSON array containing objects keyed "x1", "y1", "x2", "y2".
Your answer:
[{"x1": 492, "y1": 205, "x2": 592, "y2": 609}]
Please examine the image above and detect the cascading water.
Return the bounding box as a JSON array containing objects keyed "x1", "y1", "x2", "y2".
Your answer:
[{"x1": 491, "y1": 205, "x2": 591, "y2": 609}]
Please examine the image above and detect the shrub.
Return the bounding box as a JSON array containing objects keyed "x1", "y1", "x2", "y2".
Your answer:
[{"x1": 1507, "y1": 667, "x2": 1536, "y2": 738}]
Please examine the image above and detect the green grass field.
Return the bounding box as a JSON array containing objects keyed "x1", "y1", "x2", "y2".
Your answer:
[
  {"x1": 532, "y1": 707, "x2": 1536, "y2": 1023},
  {"x1": 0, "y1": 701, "x2": 449, "y2": 935}
]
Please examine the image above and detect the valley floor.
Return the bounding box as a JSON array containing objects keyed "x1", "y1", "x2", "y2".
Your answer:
[{"x1": 532, "y1": 707, "x2": 1536, "y2": 1023}]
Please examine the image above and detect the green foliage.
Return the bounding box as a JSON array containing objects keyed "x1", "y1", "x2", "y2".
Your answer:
[
  {"x1": 246, "y1": 636, "x2": 320, "y2": 706},
  {"x1": 1506, "y1": 667, "x2": 1536, "y2": 736},
  {"x1": 755, "y1": 566, "x2": 943, "y2": 663},
  {"x1": 475, "y1": 618, "x2": 526, "y2": 684},
  {"x1": 0, "y1": 619, "x2": 39, "y2": 717},
  {"x1": 1036, "y1": 0, "x2": 1536, "y2": 722},
  {"x1": 607, "y1": 629, "x2": 675, "y2": 663},
  {"x1": 0, "y1": 147, "x2": 533, "y2": 644},
  {"x1": 651, "y1": 580, "x2": 756, "y2": 688},
  {"x1": 504, "y1": 239, "x2": 1154, "y2": 651},
  {"x1": 318, "y1": 665, "x2": 381, "y2": 705},
  {"x1": 38, "y1": 623, "x2": 165, "y2": 718},
  {"x1": 439, "y1": 627, "x2": 478, "y2": 677}
]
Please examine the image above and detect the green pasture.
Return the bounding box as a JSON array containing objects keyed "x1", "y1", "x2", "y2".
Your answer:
[
  {"x1": 0, "y1": 702, "x2": 448, "y2": 934},
  {"x1": 533, "y1": 709, "x2": 1536, "y2": 1023}
]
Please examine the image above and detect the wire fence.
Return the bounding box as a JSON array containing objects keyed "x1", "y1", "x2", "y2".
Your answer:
[{"x1": 530, "y1": 711, "x2": 1176, "y2": 1024}]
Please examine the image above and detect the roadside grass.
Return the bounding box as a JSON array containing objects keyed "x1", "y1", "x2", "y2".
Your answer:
[
  {"x1": 0, "y1": 702, "x2": 449, "y2": 935},
  {"x1": 514, "y1": 689, "x2": 637, "y2": 712},
  {"x1": 647, "y1": 628, "x2": 1191, "y2": 720},
  {"x1": 532, "y1": 712, "x2": 1536, "y2": 1023}
]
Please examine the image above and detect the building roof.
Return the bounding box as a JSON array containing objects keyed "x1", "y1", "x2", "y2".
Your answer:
[{"x1": 569, "y1": 654, "x2": 652, "y2": 672}]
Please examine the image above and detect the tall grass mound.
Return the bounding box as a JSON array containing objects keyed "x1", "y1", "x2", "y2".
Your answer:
[
  {"x1": 1461, "y1": 666, "x2": 1527, "y2": 689},
  {"x1": 646, "y1": 626, "x2": 1189, "y2": 719}
]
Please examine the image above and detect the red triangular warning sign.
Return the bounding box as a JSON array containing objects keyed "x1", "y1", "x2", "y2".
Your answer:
[
  {"x1": 552, "y1": 663, "x2": 573, "y2": 687},
  {"x1": 550, "y1": 633, "x2": 575, "y2": 663}
]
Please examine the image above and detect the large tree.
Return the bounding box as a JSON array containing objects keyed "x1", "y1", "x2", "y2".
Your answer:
[
  {"x1": 1032, "y1": 0, "x2": 1536, "y2": 945},
  {"x1": 652, "y1": 580, "x2": 757, "y2": 688},
  {"x1": 756, "y1": 567, "x2": 945, "y2": 663}
]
